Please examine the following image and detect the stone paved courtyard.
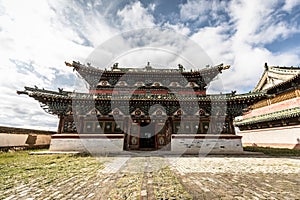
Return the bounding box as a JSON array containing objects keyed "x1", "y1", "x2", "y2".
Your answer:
[{"x1": 1, "y1": 153, "x2": 300, "y2": 200}]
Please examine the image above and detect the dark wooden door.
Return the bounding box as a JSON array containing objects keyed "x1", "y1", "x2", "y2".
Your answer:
[{"x1": 139, "y1": 122, "x2": 155, "y2": 149}]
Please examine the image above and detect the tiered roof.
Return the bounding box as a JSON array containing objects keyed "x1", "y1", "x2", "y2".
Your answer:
[
  {"x1": 65, "y1": 61, "x2": 230, "y2": 90},
  {"x1": 17, "y1": 86, "x2": 268, "y2": 117},
  {"x1": 253, "y1": 63, "x2": 300, "y2": 93},
  {"x1": 17, "y1": 62, "x2": 270, "y2": 119},
  {"x1": 266, "y1": 73, "x2": 300, "y2": 94}
]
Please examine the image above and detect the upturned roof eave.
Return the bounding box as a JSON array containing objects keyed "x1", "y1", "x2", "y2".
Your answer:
[
  {"x1": 253, "y1": 65, "x2": 300, "y2": 92},
  {"x1": 18, "y1": 87, "x2": 267, "y2": 103},
  {"x1": 234, "y1": 107, "x2": 300, "y2": 126}
]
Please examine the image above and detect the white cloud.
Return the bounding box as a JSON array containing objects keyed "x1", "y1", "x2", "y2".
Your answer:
[
  {"x1": 179, "y1": 0, "x2": 228, "y2": 25},
  {"x1": 49, "y1": 1, "x2": 117, "y2": 48},
  {"x1": 163, "y1": 22, "x2": 191, "y2": 35},
  {"x1": 180, "y1": 0, "x2": 210, "y2": 21},
  {"x1": 229, "y1": 0, "x2": 299, "y2": 45},
  {"x1": 0, "y1": 0, "x2": 300, "y2": 130},
  {"x1": 283, "y1": 0, "x2": 300, "y2": 12},
  {"x1": 117, "y1": 1, "x2": 155, "y2": 30},
  {"x1": 184, "y1": 0, "x2": 300, "y2": 92},
  {"x1": 191, "y1": 26, "x2": 233, "y2": 65},
  {"x1": 86, "y1": 28, "x2": 210, "y2": 70},
  {"x1": 148, "y1": 3, "x2": 156, "y2": 12},
  {"x1": 0, "y1": 0, "x2": 117, "y2": 130},
  {"x1": 227, "y1": 0, "x2": 300, "y2": 91}
]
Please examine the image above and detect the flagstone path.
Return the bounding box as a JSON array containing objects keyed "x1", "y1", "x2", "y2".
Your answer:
[{"x1": 2, "y1": 155, "x2": 300, "y2": 200}]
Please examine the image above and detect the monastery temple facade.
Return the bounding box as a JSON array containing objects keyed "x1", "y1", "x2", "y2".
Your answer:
[{"x1": 18, "y1": 61, "x2": 268, "y2": 154}]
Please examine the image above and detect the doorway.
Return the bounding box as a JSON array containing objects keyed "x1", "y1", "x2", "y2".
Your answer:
[{"x1": 139, "y1": 121, "x2": 156, "y2": 149}]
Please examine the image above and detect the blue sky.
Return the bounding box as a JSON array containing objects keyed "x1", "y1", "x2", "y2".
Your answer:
[{"x1": 0, "y1": 0, "x2": 300, "y2": 130}]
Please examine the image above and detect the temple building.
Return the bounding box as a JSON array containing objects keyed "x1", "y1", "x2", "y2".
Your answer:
[
  {"x1": 17, "y1": 61, "x2": 267, "y2": 154},
  {"x1": 235, "y1": 63, "x2": 300, "y2": 149}
]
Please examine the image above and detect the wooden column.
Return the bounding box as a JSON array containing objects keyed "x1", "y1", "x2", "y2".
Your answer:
[
  {"x1": 124, "y1": 116, "x2": 130, "y2": 150},
  {"x1": 228, "y1": 117, "x2": 235, "y2": 134},
  {"x1": 79, "y1": 116, "x2": 84, "y2": 134},
  {"x1": 166, "y1": 117, "x2": 172, "y2": 150},
  {"x1": 57, "y1": 115, "x2": 64, "y2": 134}
]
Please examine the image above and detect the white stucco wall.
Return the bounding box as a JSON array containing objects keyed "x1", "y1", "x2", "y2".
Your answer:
[
  {"x1": 50, "y1": 137, "x2": 124, "y2": 153},
  {"x1": 237, "y1": 125, "x2": 300, "y2": 149},
  {"x1": 171, "y1": 137, "x2": 243, "y2": 154}
]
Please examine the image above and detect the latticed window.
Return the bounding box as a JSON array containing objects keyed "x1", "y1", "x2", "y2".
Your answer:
[
  {"x1": 192, "y1": 122, "x2": 201, "y2": 133},
  {"x1": 114, "y1": 122, "x2": 123, "y2": 133},
  {"x1": 104, "y1": 122, "x2": 113, "y2": 133},
  {"x1": 63, "y1": 120, "x2": 77, "y2": 133},
  {"x1": 85, "y1": 121, "x2": 94, "y2": 133},
  {"x1": 95, "y1": 122, "x2": 103, "y2": 133},
  {"x1": 184, "y1": 122, "x2": 191, "y2": 133},
  {"x1": 202, "y1": 122, "x2": 209, "y2": 133}
]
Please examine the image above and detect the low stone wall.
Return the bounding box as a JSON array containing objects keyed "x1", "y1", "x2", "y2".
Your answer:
[
  {"x1": 171, "y1": 134, "x2": 243, "y2": 154},
  {"x1": 49, "y1": 134, "x2": 124, "y2": 154},
  {"x1": 0, "y1": 126, "x2": 53, "y2": 149},
  {"x1": 0, "y1": 134, "x2": 51, "y2": 149},
  {"x1": 238, "y1": 125, "x2": 300, "y2": 149},
  {"x1": 0, "y1": 126, "x2": 54, "y2": 135},
  {"x1": 49, "y1": 134, "x2": 244, "y2": 154}
]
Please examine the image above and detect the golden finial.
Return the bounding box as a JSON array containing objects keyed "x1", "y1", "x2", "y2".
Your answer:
[
  {"x1": 65, "y1": 61, "x2": 72, "y2": 67},
  {"x1": 223, "y1": 65, "x2": 230, "y2": 70}
]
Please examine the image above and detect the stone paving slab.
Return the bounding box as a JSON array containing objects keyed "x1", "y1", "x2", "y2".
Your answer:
[
  {"x1": 167, "y1": 157, "x2": 300, "y2": 174},
  {"x1": 177, "y1": 173, "x2": 299, "y2": 199},
  {"x1": 101, "y1": 156, "x2": 131, "y2": 173},
  {"x1": 167, "y1": 156, "x2": 300, "y2": 199},
  {"x1": 1, "y1": 155, "x2": 300, "y2": 199}
]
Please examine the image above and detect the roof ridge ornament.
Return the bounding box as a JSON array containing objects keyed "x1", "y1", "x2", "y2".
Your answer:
[
  {"x1": 145, "y1": 61, "x2": 152, "y2": 70},
  {"x1": 217, "y1": 63, "x2": 230, "y2": 73},
  {"x1": 264, "y1": 62, "x2": 268, "y2": 70},
  {"x1": 178, "y1": 64, "x2": 184, "y2": 72},
  {"x1": 65, "y1": 61, "x2": 72, "y2": 67},
  {"x1": 112, "y1": 63, "x2": 119, "y2": 70},
  {"x1": 65, "y1": 61, "x2": 79, "y2": 71}
]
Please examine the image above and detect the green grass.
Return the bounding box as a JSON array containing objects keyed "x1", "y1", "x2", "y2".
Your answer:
[
  {"x1": 0, "y1": 150, "x2": 103, "y2": 193},
  {"x1": 244, "y1": 146, "x2": 300, "y2": 156}
]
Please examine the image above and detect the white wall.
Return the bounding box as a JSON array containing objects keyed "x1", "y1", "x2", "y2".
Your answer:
[{"x1": 238, "y1": 125, "x2": 300, "y2": 149}]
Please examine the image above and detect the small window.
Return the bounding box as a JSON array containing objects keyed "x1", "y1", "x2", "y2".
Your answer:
[
  {"x1": 184, "y1": 122, "x2": 191, "y2": 133},
  {"x1": 95, "y1": 122, "x2": 103, "y2": 133},
  {"x1": 192, "y1": 122, "x2": 200, "y2": 133},
  {"x1": 202, "y1": 122, "x2": 209, "y2": 133},
  {"x1": 104, "y1": 121, "x2": 113, "y2": 133},
  {"x1": 85, "y1": 121, "x2": 94, "y2": 133},
  {"x1": 114, "y1": 122, "x2": 123, "y2": 133}
]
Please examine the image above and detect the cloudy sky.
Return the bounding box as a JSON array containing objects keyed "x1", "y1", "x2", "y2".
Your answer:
[{"x1": 0, "y1": 0, "x2": 299, "y2": 130}]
